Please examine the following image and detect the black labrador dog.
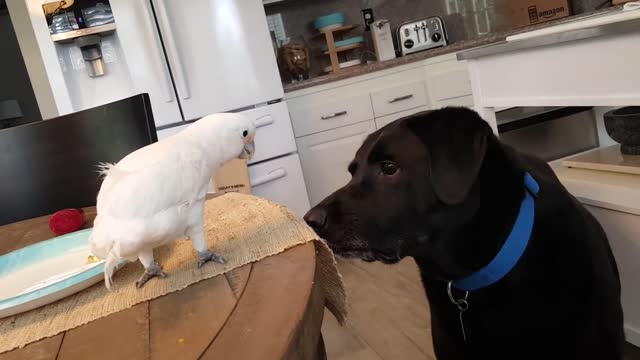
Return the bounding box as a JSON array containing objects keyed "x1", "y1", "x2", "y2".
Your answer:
[{"x1": 304, "y1": 107, "x2": 624, "y2": 359}]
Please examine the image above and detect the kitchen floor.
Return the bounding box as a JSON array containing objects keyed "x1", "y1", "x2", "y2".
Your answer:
[{"x1": 321, "y1": 258, "x2": 640, "y2": 360}]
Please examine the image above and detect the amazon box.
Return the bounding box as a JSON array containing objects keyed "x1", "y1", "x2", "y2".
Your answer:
[
  {"x1": 210, "y1": 159, "x2": 252, "y2": 195},
  {"x1": 509, "y1": 0, "x2": 570, "y2": 28}
]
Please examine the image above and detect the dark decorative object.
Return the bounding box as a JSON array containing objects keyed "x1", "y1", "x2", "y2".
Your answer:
[
  {"x1": 604, "y1": 106, "x2": 640, "y2": 155},
  {"x1": 278, "y1": 37, "x2": 310, "y2": 83}
]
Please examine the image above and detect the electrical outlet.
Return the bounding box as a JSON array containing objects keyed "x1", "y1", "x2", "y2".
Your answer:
[{"x1": 362, "y1": 8, "x2": 374, "y2": 31}]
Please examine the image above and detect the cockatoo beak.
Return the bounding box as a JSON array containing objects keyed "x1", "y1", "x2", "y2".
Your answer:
[{"x1": 240, "y1": 135, "x2": 255, "y2": 160}]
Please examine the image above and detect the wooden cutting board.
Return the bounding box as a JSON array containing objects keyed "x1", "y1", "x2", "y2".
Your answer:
[{"x1": 562, "y1": 145, "x2": 640, "y2": 175}]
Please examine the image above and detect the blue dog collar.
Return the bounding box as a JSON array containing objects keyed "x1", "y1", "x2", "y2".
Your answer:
[{"x1": 452, "y1": 172, "x2": 540, "y2": 292}]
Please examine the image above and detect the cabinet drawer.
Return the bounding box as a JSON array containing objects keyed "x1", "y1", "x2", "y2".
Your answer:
[
  {"x1": 296, "y1": 120, "x2": 376, "y2": 206},
  {"x1": 370, "y1": 81, "x2": 428, "y2": 118},
  {"x1": 375, "y1": 106, "x2": 429, "y2": 129},
  {"x1": 289, "y1": 92, "x2": 374, "y2": 137},
  {"x1": 434, "y1": 95, "x2": 474, "y2": 109},
  {"x1": 428, "y1": 68, "x2": 472, "y2": 101},
  {"x1": 248, "y1": 154, "x2": 310, "y2": 218},
  {"x1": 157, "y1": 103, "x2": 296, "y2": 165},
  {"x1": 240, "y1": 102, "x2": 296, "y2": 164}
]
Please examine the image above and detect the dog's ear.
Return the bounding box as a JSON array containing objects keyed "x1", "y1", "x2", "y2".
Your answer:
[{"x1": 406, "y1": 108, "x2": 490, "y2": 205}]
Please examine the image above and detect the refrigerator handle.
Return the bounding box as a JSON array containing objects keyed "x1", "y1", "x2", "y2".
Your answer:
[
  {"x1": 152, "y1": 0, "x2": 191, "y2": 100},
  {"x1": 140, "y1": 0, "x2": 174, "y2": 103}
]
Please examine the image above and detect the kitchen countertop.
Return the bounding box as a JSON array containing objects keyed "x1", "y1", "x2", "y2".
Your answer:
[
  {"x1": 459, "y1": 6, "x2": 639, "y2": 60},
  {"x1": 283, "y1": 5, "x2": 623, "y2": 93}
]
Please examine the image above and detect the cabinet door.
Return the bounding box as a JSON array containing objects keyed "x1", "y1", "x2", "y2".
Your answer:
[
  {"x1": 152, "y1": 0, "x2": 284, "y2": 120},
  {"x1": 434, "y1": 95, "x2": 474, "y2": 109},
  {"x1": 249, "y1": 154, "x2": 310, "y2": 218},
  {"x1": 289, "y1": 91, "x2": 374, "y2": 138},
  {"x1": 425, "y1": 60, "x2": 472, "y2": 103},
  {"x1": 110, "y1": 0, "x2": 183, "y2": 127},
  {"x1": 239, "y1": 102, "x2": 296, "y2": 165},
  {"x1": 296, "y1": 120, "x2": 376, "y2": 206},
  {"x1": 370, "y1": 81, "x2": 428, "y2": 118}
]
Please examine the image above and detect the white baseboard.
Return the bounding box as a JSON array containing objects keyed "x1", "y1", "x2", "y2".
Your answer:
[{"x1": 626, "y1": 324, "x2": 640, "y2": 347}]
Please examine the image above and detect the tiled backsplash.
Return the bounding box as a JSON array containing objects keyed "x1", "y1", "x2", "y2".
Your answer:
[{"x1": 265, "y1": 0, "x2": 608, "y2": 79}]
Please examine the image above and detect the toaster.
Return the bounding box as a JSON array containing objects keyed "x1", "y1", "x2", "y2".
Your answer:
[{"x1": 397, "y1": 16, "x2": 447, "y2": 56}]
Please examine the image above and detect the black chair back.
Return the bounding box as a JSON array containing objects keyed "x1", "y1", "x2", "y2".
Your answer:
[{"x1": 0, "y1": 94, "x2": 157, "y2": 226}]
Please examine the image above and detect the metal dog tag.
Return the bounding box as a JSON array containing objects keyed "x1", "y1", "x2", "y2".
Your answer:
[
  {"x1": 447, "y1": 281, "x2": 470, "y2": 343},
  {"x1": 457, "y1": 299, "x2": 469, "y2": 342}
]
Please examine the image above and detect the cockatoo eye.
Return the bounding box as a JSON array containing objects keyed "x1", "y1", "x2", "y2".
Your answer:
[{"x1": 242, "y1": 130, "x2": 249, "y2": 137}]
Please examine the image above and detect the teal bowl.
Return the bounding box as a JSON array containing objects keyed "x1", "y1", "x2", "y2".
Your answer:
[
  {"x1": 314, "y1": 12, "x2": 345, "y2": 31},
  {"x1": 321, "y1": 35, "x2": 364, "y2": 52}
]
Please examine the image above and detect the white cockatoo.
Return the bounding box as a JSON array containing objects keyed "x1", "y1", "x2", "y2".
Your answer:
[{"x1": 89, "y1": 113, "x2": 256, "y2": 289}]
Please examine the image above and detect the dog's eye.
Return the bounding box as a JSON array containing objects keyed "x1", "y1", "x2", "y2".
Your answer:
[{"x1": 380, "y1": 161, "x2": 398, "y2": 176}]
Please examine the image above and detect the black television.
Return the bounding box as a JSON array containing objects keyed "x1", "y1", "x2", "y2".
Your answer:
[{"x1": 0, "y1": 94, "x2": 158, "y2": 226}]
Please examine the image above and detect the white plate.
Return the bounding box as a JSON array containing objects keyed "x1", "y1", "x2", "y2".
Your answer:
[{"x1": 0, "y1": 228, "x2": 124, "y2": 319}]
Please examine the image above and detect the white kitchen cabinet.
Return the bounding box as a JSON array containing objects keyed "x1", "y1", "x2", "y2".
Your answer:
[
  {"x1": 151, "y1": 0, "x2": 284, "y2": 120},
  {"x1": 156, "y1": 103, "x2": 296, "y2": 165},
  {"x1": 248, "y1": 153, "x2": 310, "y2": 217},
  {"x1": 296, "y1": 120, "x2": 376, "y2": 206},
  {"x1": 239, "y1": 102, "x2": 296, "y2": 165},
  {"x1": 370, "y1": 81, "x2": 428, "y2": 118},
  {"x1": 288, "y1": 91, "x2": 374, "y2": 137},
  {"x1": 156, "y1": 101, "x2": 308, "y2": 209},
  {"x1": 375, "y1": 106, "x2": 430, "y2": 129},
  {"x1": 425, "y1": 59, "x2": 472, "y2": 103},
  {"x1": 287, "y1": 52, "x2": 473, "y2": 207},
  {"x1": 434, "y1": 95, "x2": 474, "y2": 109}
]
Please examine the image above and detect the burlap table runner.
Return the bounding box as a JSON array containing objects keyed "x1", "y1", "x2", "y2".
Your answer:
[{"x1": 0, "y1": 193, "x2": 347, "y2": 354}]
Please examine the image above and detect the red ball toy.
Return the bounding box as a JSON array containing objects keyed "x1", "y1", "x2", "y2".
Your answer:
[{"x1": 49, "y1": 208, "x2": 85, "y2": 236}]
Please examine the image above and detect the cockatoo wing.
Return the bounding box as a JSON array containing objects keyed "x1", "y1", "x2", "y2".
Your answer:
[{"x1": 97, "y1": 135, "x2": 216, "y2": 219}]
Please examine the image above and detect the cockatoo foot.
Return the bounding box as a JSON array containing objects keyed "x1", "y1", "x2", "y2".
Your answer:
[
  {"x1": 135, "y1": 262, "x2": 167, "y2": 288},
  {"x1": 197, "y1": 250, "x2": 225, "y2": 268}
]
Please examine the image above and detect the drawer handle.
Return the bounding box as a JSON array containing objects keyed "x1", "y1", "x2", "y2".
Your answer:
[
  {"x1": 321, "y1": 111, "x2": 347, "y2": 120},
  {"x1": 388, "y1": 94, "x2": 414, "y2": 103},
  {"x1": 250, "y1": 168, "x2": 287, "y2": 187},
  {"x1": 255, "y1": 115, "x2": 274, "y2": 128}
]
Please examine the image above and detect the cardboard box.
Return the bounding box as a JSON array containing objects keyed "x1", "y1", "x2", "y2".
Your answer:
[
  {"x1": 509, "y1": 0, "x2": 570, "y2": 28},
  {"x1": 211, "y1": 159, "x2": 252, "y2": 195}
]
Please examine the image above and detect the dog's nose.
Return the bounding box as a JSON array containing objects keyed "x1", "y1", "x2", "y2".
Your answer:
[{"x1": 304, "y1": 207, "x2": 327, "y2": 231}]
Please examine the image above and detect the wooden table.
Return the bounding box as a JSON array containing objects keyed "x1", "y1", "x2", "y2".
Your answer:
[{"x1": 0, "y1": 206, "x2": 327, "y2": 360}]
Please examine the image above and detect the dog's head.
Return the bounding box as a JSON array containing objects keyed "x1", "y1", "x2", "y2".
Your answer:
[{"x1": 304, "y1": 107, "x2": 493, "y2": 273}]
